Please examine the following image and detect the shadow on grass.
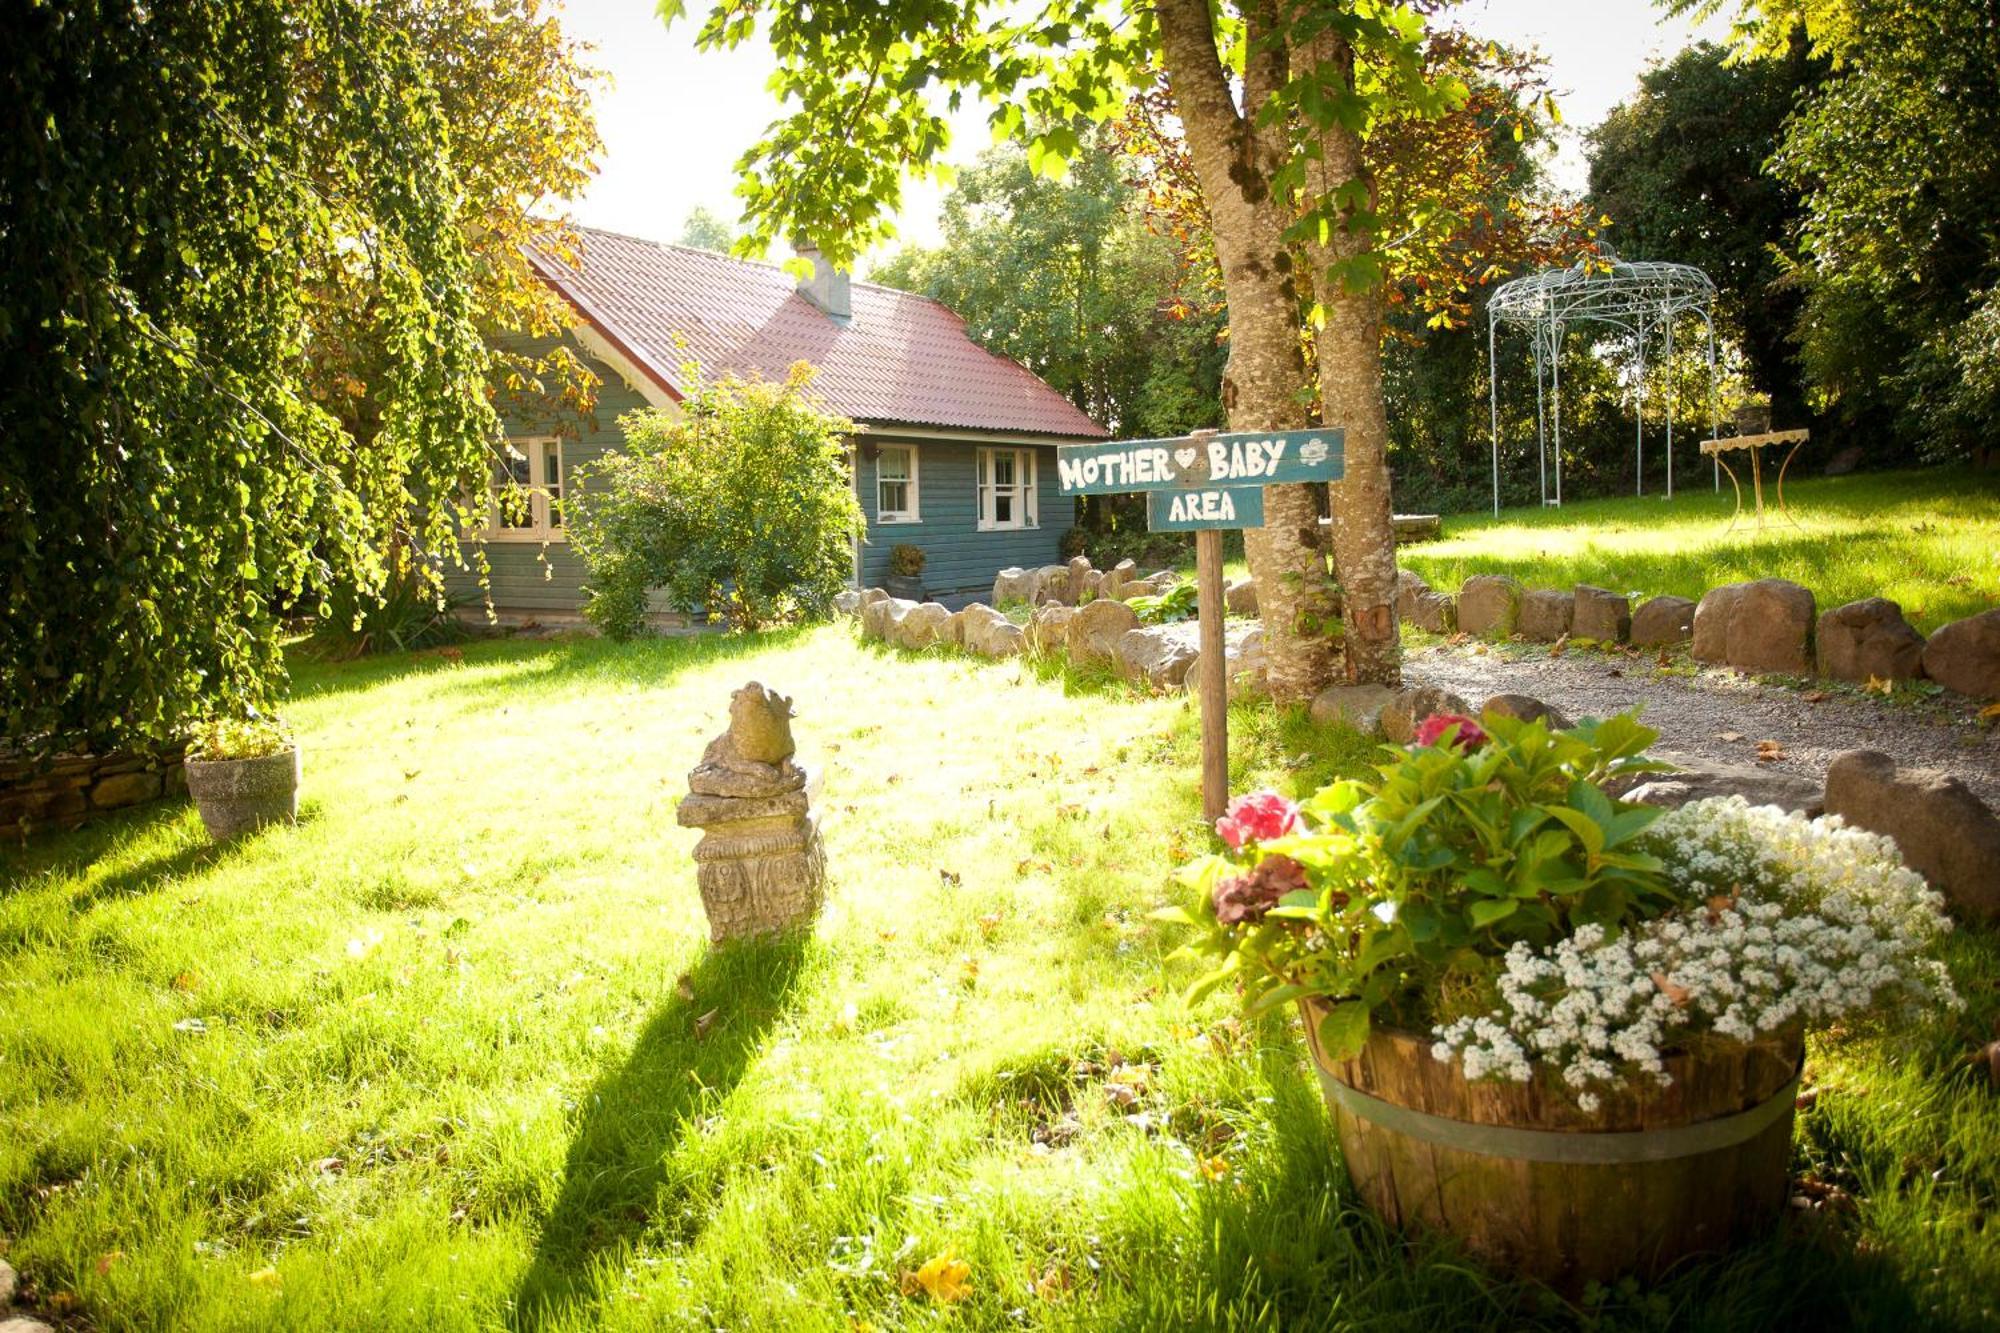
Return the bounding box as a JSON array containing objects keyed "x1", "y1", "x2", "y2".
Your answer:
[
  {"x1": 290, "y1": 625, "x2": 816, "y2": 704},
  {"x1": 511, "y1": 931, "x2": 812, "y2": 1329}
]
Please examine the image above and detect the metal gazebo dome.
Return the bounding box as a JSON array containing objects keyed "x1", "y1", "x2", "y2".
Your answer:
[{"x1": 1486, "y1": 258, "x2": 1721, "y2": 514}]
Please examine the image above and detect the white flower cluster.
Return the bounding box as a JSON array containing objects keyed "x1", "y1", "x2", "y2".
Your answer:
[{"x1": 1432, "y1": 797, "x2": 1961, "y2": 1110}]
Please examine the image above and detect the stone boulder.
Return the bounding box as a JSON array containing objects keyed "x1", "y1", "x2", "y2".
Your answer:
[
  {"x1": 1921, "y1": 608, "x2": 2000, "y2": 699},
  {"x1": 1409, "y1": 591, "x2": 1457, "y2": 634},
  {"x1": 1694, "y1": 579, "x2": 1815, "y2": 674},
  {"x1": 1572, "y1": 585, "x2": 1632, "y2": 644},
  {"x1": 832, "y1": 589, "x2": 863, "y2": 617},
  {"x1": 966, "y1": 617, "x2": 1025, "y2": 659},
  {"x1": 862, "y1": 596, "x2": 917, "y2": 642},
  {"x1": 1480, "y1": 693, "x2": 1571, "y2": 729},
  {"x1": 1631, "y1": 595, "x2": 1696, "y2": 647},
  {"x1": 1729, "y1": 578, "x2": 1816, "y2": 674},
  {"x1": 992, "y1": 567, "x2": 1040, "y2": 606},
  {"x1": 1033, "y1": 564, "x2": 1073, "y2": 605},
  {"x1": 1817, "y1": 598, "x2": 1926, "y2": 683},
  {"x1": 892, "y1": 602, "x2": 953, "y2": 650},
  {"x1": 1380, "y1": 685, "x2": 1473, "y2": 744},
  {"x1": 1309, "y1": 683, "x2": 1398, "y2": 735},
  {"x1": 951, "y1": 603, "x2": 1006, "y2": 650},
  {"x1": 1114, "y1": 627, "x2": 1198, "y2": 689},
  {"x1": 1825, "y1": 749, "x2": 2000, "y2": 921},
  {"x1": 859, "y1": 587, "x2": 890, "y2": 610},
  {"x1": 1458, "y1": 575, "x2": 1525, "y2": 638},
  {"x1": 1027, "y1": 604, "x2": 1075, "y2": 654},
  {"x1": 1189, "y1": 627, "x2": 1269, "y2": 699},
  {"x1": 1395, "y1": 570, "x2": 1431, "y2": 624},
  {"x1": 1610, "y1": 756, "x2": 1821, "y2": 816},
  {"x1": 1117, "y1": 571, "x2": 1179, "y2": 602},
  {"x1": 1518, "y1": 589, "x2": 1574, "y2": 643},
  {"x1": 1225, "y1": 576, "x2": 1259, "y2": 617},
  {"x1": 1102, "y1": 558, "x2": 1139, "y2": 600},
  {"x1": 1067, "y1": 598, "x2": 1142, "y2": 669}
]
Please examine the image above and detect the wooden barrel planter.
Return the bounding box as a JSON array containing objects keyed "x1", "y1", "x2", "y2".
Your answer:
[{"x1": 1301, "y1": 998, "x2": 1802, "y2": 1290}]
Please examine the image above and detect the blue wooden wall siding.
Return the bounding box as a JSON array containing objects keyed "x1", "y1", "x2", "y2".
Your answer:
[
  {"x1": 443, "y1": 331, "x2": 653, "y2": 613},
  {"x1": 855, "y1": 436, "x2": 1075, "y2": 595},
  {"x1": 449, "y1": 330, "x2": 1079, "y2": 611}
]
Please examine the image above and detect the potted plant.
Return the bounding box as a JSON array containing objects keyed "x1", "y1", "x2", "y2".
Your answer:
[
  {"x1": 885, "y1": 543, "x2": 926, "y2": 601},
  {"x1": 183, "y1": 714, "x2": 300, "y2": 841},
  {"x1": 1165, "y1": 711, "x2": 1958, "y2": 1290},
  {"x1": 1733, "y1": 391, "x2": 1772, "y2": 437}
]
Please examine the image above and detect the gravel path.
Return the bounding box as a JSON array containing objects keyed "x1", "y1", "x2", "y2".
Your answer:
[{"x1": 1404, "y1": 640, "x2": 2000, "y2": 807}]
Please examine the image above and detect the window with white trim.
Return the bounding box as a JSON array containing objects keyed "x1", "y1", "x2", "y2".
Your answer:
[
  {"x1": 486, "y1": 437, "x2": 565, "y2": 540},
  {"x1": 876, "y1": 444, "x2": 919, "y2": 523},
  {"x1": 977, "y1": 446, "x2": 1037, "y2": 531}
]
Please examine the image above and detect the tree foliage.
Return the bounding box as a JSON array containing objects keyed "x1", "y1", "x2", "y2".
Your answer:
[
  {"x1": 566, "y1": 366, "x2": 863, "y2": 638},
  {"x1": 660, "y1": 0, "x2": 1475, "y2": 694},
  {"x1": 679, "y1": 206, "x2": 736, "y2": 252},
  {"x1": 871, "y1": 139, "x2": 1227, "y2": 439},
  {"x1": 1587, "y1": 40, "x2": 1820, "y2": 428},
  {"x1": 1, "y1": 0, "x2": 566, "y2": 754},
  {"x1": 1677, "y1": 0, "x2": 2000, "y2": 463}
]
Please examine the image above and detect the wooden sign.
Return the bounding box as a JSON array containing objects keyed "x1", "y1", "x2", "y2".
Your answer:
[
  {"x1": 1146, "y1": 484, "x2": 1265, "y2": 532},
  {"x1": 1056, "y1": 428, "x2": 1345, "y2": 496}
]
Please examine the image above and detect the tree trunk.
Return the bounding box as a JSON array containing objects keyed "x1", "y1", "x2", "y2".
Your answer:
[
  {"x1": 1298, "y1": 26, "x2": 1402, "y2": 687},
  {"x1": 1156, "y1": 0, "x2": 1341, "y2": 704}
]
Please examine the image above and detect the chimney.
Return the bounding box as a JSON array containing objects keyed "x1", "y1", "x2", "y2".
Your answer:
[{"x1": 794, "y1": 241, "x2": 851, "y2": 322}]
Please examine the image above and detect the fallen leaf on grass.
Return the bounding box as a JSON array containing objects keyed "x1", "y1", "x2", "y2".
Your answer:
[
  {"x1": 1549, "y1": 633, "x2": 1569, "y2": 658},
  {"x1": 172, "y1": 971, "x2": 200, "y2": 992},
  {"x1": 1980, "y1": 701, "x2": 2000, "y2": 725},
  {"x1": 1756, "y1": 740, "x2": 1785, "y2": 762},
  {"x1": 1864, "y1": 674, "x2": 1894, "y2": 697},
  {"x1": 693, "y1": 1009, "x2": 719, "y2": 1040},
  {"x1": 902, "y1": 1252, "x2": 972, "y2": 1304},
  {"x1": 1803, "y1": 690, "x2": 1830, "y2": 704},
  {"x1": 976, "y1": 912, "x2": 1003, "y2": 938},
  {"x1": 1031, "y1": 1262, "x2": 1073, "y2": 1301},
  {"x1": 675, "y1": 973, "x2": 696, "y2": 1003},
  {"x1": 938, "y1": 868, "x2": 962, "y2": 887},
  {"x1": 96, "y1": 1250, "x2": 124, "y2": 1275}
]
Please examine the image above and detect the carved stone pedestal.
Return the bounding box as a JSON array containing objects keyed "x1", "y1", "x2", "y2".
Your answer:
[{"x1": 677, "y1": 683, "x2": 825, "y2": 941}]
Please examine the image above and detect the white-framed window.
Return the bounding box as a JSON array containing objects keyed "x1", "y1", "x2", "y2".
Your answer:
[
  {"x1": 876, "y1": 444, "x2": 919, "y2": 523},
  {"x1": 485, "y1": 436, "x2": 566, "y2": 541},
  {"x1": 977, "y1": 446, "x2": 1038, "y2": 531}
]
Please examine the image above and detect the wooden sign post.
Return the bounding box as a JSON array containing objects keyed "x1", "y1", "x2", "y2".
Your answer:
[{"x1": 1056, "y1": 427, "x2": 1346, "y2": 821}]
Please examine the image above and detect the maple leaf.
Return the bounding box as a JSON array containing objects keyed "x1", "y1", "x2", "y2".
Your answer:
[
  {"x1": 1980, "y1": 701, "x2": 2000, "y2": 725},
  {"x1": 903, "y1": 1252, "x2": 972, "y2": 1304},
  {"x1": 1864, "y1": 674, "x2": 1894, "y2": 696}
]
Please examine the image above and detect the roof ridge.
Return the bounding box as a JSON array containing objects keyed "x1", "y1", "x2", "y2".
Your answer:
[{"x1": 570, "y1": 222, "x2": 951, "y2": 311}]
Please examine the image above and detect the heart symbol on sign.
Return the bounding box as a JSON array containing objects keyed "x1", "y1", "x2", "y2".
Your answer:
[{"x1": 1173, "y1": 447, "x2": 1198, "y2": 470}]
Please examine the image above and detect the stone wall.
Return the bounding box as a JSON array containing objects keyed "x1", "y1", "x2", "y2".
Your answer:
[{"x1": 1, "y1": 747, "x2": 186, "y2": 838}]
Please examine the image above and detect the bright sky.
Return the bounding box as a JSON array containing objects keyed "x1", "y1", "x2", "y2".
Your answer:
[{"x1": 560, "y1": 0, "x2": 1729, "y2": 263}]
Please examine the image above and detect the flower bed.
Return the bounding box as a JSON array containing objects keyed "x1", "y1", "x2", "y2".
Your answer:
[{"x1": 1163, "y1": 707, "x2": 1961, "y2": 1283}]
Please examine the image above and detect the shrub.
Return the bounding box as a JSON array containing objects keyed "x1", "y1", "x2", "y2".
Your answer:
[
  {"x1": 887, "y1": 543, "x2": 925, "y2": 577},
  {"x1": 567, "y1": 365, "x2": 862, "y2": 638},
  {"x1": 303, "y1": 570, "x2": 467, "y2": 660},
  {"x1": 1127, "y1": 580, "x2": 1196, "y2": 624},
  {"x1": 187, "y1": 714, "x2": 292, "y2": 761}
]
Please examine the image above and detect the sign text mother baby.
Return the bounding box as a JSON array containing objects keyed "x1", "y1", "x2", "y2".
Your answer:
[{"x1": 1055, "y1": 428, "x2": 1346, "y2": 495}]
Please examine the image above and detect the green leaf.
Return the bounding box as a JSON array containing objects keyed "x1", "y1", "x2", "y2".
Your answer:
[
  {"x1": 1468, "y1": 898, "x2": 1518, "y2": 929},
  {"x1": 1317, "y1": 1002, "x2": 1372, "y2": 1061}
]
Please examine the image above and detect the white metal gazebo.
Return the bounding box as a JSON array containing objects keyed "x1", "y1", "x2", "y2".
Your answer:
[{"x1": 1486, "y1": 258, "x2": 1721, "y2": 514}]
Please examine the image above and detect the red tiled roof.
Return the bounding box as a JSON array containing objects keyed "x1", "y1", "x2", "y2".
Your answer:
[{"x1": 530, "y1": 226, "x2": 1109, "y2": 440}]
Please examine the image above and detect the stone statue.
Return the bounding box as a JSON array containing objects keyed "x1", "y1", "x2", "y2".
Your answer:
[{"x1": 677, "y1": 682, "x2": 824, "y2": 941}]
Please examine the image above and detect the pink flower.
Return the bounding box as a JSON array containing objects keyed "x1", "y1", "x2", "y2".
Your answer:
[
  {"x1": 1212, "y1": 854, "x2": 1311, "y2": 926},
  {"x1": 1414, "y1": 713, "x2": 1487, "y2": 750},
  {"x1": 1215, "y1": 789, "x2": 1302, "y2": 850}
]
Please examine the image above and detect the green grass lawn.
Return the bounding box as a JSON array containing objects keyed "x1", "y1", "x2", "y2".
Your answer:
[
  {"x1": 4, "y1": 628, "x2": 1998, "y2": 1330},
  {"x1": 1395, "y1": 466, "x2": 2000, "y2": 632}
]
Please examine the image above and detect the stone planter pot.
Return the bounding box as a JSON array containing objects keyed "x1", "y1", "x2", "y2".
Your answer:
[
  {"x1": 183, "y1": 747, "x2": 300, "y2": 841},
  {"x1": 1733, "y1": 404, "x2": 1771, "y2": 436},
  {"x1": 884, "y1": 574, "x2": 925, "y2": 601},
  {"x1": 1302, "y1": 999, "x2": 1801, "y2": 1291}
]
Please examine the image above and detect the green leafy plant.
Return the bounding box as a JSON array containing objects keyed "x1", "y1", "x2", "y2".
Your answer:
[
  {"x1": 1162, "y1": 710, "x2": 1677, "y2": 1061},
  {"x1": 1127, "y1": 579, "x2": 1197, "y2": 624},
  {"x1": 566, "y1": 365, "x2": 863, "y2": 638},
  {"x1": 887, "y1": 543, "x2": 926, "y2": 578},
  {"x1": 187, "y1": 715, "x2": 293, "y2": 762},
  {"x1": 304, "y1": 572, "x2": 468, "y2": 660}
]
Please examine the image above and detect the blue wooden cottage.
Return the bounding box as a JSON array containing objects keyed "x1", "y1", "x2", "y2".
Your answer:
[{"x1": 451, "y1": 227, "x2": 1107, "y2": 619}]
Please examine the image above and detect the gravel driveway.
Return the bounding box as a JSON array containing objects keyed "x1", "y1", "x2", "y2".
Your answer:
[{"x1": 1401, "y1": 640, "x2": 2000, "y2": 806}]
